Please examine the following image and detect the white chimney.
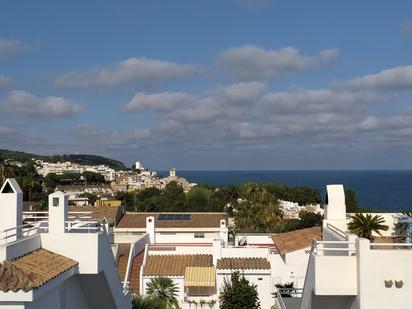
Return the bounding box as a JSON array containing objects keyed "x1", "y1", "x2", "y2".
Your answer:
[
  {"x1": 212, "y1": 239, "x2": 222, "y2": 266},
  {"x1": 219, "y1": 219, "x2": 228, "y2": 246},
  {"x1": 48, "y1": 191, "x2": 68, "y2": 234},
  {"x1": 325, "y1": 184, "x2": 346, "y2": 221},
  {"x1": 146, "y1": 216, "x2": 156, "y2": 243},
  {"x1": 0, "y1": 179, "x2": 23, "y2": 241}
]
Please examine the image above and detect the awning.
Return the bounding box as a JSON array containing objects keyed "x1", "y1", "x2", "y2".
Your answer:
[{"x1": 184, "y1": 267, "x2": 216, "y2": 287}]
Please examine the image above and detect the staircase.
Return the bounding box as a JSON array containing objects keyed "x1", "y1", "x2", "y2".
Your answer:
[
  {"x1": 117, "y1": 243, "x2": 131, "y2": 281},
  {"x1": 129, "y1": 250, "x2": 145, "y2": 294}
]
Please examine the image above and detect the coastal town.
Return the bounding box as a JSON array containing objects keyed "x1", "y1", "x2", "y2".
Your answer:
[
  {"x1": 1, "y1": 176, "x2": 412, "y2": 309},
  {"x1": 2, "y1": 1, "x2": 412, "y2": 308}
]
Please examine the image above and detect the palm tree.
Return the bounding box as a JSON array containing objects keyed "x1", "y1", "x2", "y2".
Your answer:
[
  {"x1": 132, "y1": 294, "x2": 166, "y2": 309},
  {"x1": 394, "y1": 212, "x2": 412, "y2": 240},
  {"x1": 348, "y1": 213, "x2": 389, "y2": 240},
  {"x1": 146, "y1": 277, "x2": 179, "y2": 309}
]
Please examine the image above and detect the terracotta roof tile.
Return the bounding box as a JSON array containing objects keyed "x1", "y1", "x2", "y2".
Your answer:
[
  {"x1": 271, "y1": 227, "x2": 321, "y2": 255},
  {"x1": 68, "y1": 205, "x2": 122, "y2": 225},
  {"x1": 217, "y1": 258, "x2": 270, "y2": 270},
  {"x1": 144, "y1": 254, "x2": 213, "y2": 276},
  {"x1": 116, "y1": 212, "x2": 227, "y2": 229},
  {"x1": 0, "y1": 249, "x2": 78, "y2": 292}
]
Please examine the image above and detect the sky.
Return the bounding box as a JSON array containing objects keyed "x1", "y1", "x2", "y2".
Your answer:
[{"x1": 1, "y1": 0, "x2": 412, "y2": 170}]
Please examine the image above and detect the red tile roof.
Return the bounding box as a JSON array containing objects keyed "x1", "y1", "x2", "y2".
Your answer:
[
  {"x1": 271, "y1": 227, "x2": 321, "y2": 255},
  {"x1": 144, "y1": 254, "x2": 213, "y2": 276},
  {"x1": 217, "y1": 258, "x2": 270, "y2": 270},
  {"x1": 0, "y1": 249, "x2": 78, "y2": 292},
  {"x1": 116, "y1": 212, "x2": 227, "y2": 229}
]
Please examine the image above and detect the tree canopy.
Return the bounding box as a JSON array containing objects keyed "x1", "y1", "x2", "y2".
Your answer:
[{"x1": 219, "y1": 272, "x2": 260, "y2": 309}]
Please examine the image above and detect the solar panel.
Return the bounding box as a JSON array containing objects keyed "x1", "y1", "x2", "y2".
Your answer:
[{"x1": 157, "y1": 214, "x2": 192, "y2": 221}]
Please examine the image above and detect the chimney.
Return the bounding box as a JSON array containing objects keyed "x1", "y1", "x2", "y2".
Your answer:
[
  {"x1": 48, "y1": 191, "x2": 68, "y2": 234},
  {"x1": 0, "y1": 179, "x2": 23, "y2": 241},
  {"x1": 146, "y1": 216, "x2": 156, "y2": 243},
  {"x1": 212, "y1": 239, "x2": 222, "y2": 266},
  {"x1": 325, "y1": 184, "x2": 346, "y2": 221},
  {"x1": 219, "y1": 219, "x2": 228, "y2": 246}
]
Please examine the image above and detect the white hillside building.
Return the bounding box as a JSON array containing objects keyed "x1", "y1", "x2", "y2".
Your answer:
[
  {"x1": 0, "y1": 179, "x2": 131, "y2": 309},
  {"x1": 275, "y1": 184, "x2": 412, "y2": 309}
]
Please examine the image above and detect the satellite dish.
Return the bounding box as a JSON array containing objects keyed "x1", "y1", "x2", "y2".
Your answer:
[{"x1": 239, "y1": 237, "x2": 247, "y2": 246}]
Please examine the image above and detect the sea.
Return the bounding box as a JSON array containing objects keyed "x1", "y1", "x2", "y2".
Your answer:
[{"x1": 159, "y1": 170, "x2": 412, "y2": 213}]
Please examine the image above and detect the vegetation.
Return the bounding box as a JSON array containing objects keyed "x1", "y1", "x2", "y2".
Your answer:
[
  {"x1": 132, "y1": 295, "x2": 167, "y2": 309},
  {"x1": 116, "y1": 182, "x2": 233, "y2": 212},
  {"x1": 275, "y1": 282, "x2": 295, "y2": 298},
  {"x1": 394, "y1": 212, "x2": 412, "y2": 240},
  {"x1": 345, "y1": 189, "x2": 373, "y2": 213},
  {"x1": 44, "y1": 172, "x2": 106, "y2": 190},
  {"x1": 146, "y1": 277, "x2": 179, "y2": 309},
  {"x1": 348, "y1": 213, "x2": 389, "y2": 240},
  {"x1": 0, "y1": 149, "x2": 126, "y2": 170},
  {"x1": 116, "y1": 182, "x2": 323, "y2": 233},
  {"x1": 219, "y1": 272, "x2": 260, "y2": 309}
]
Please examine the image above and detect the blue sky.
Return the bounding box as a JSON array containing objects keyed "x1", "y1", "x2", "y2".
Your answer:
[{"x1": 1, "y1": 0, "x2": 412, "y2": 170}]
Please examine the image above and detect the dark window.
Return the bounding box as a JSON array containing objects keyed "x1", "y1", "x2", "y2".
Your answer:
[{"x1": 53, "y1": 197, "x2": 59, "y2": 207}]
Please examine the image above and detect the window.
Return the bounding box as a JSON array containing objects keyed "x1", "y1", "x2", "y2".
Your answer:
[
  {"x1": 53, "y1": 197, "x2": 59, "y2": 207},
  {"x1": 258, "y1": 278, "x2": 263, "y2": 281},
  {"x1": 194, "y1": 233, "x2": 205, "y2": 238},
  {"x1": 160, "y1": 232, "x2": 176, "y2": 235}
]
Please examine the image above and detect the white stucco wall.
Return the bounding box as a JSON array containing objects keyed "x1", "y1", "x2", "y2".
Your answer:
[
  {"x1": 357, "y1": 239, "x2": 412, "y2": 309},
  {"x1": 27, "y1": 275, "x2": 90, "y2": 309}
]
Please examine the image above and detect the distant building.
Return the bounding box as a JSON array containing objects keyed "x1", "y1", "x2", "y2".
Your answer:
[
  {"x1": 95, "y1": 198, "x2": 122, "y2": 207},
  {"x1": 135, "y1": 161, "x2": 143, "y2": 170}
]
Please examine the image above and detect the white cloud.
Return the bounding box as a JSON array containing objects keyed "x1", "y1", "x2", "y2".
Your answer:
[
  {"x1": 0, "y1": 75, "x2": 13, "y2": 87},
  {"x1": 217, "y1": 45, "x2": 338, "y2": 81},
  {"x1": 346, "y1": 65, "x2": 412, "y2": 91},
  {"x1": 0, "y1": 38, "x2": 25, "y2": 58},
  {"x1": 210, "y1": 81, "x2": 266, "y2": 105},
  {"x1": 261, "y1": 89, "x2": 387, "y2": 114},
  {"x1": 124, "y1": 92, "x2": 195, "y2": 112},
  {"x1": 2, "y1": 90, "x2": 83, "y2": 118},
  {"x1": 54, "y1": 57, "x2": 199, "y2": 88}
]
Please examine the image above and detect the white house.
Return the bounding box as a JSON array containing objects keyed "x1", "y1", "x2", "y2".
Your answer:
[
  {"x1": 275, "y1": 184, "x2": 412, "y2": 309},
  {"x1": 0, "y1": 179, "x2": 131, "y2": 309}
]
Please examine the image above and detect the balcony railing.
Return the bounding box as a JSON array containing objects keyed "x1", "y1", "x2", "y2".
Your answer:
[
  {"x1": 273, "y1": 288, "x2": 303, "y2": 309},
  {"x1": 312, "y1": 240, "x2": 356, "y2": 256}
]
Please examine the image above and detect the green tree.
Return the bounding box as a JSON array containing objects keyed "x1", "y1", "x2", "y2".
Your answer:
[
  {"x1": 345, "y1": 189, "x2": 359, "y2": 213},
  {"x1": 132, "y1": 295, "x2": 167, "y2": 309},
  {"x1": 219, "y1": 272, "x2": 260, "y2": 309},
  {"x1": 79, "y1": 192, "x2": 98, "y2": 205},
  {"x1": 297, "y1": 211, "x2": 323, "y2": 229},
  {"x1": 348, "y1": 213, "x2": 389, "y2": 240},
  {"x1": 146, "y1": 277, "x2": 179, "y2": 309},
  {"x1": 235, "y1": 183, "x2": 282, "y2": 232}
]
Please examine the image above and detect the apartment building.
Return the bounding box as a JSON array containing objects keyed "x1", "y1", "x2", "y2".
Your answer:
[
  {"x1": 0, "y1": 179, "x2": 131, "y2": 309},
  {"x1": 275, "y1": 184, "x2": 412, "y2": 309},
  {"x1": 113, "y1": 212, "x2": 319, "y2": 308}
]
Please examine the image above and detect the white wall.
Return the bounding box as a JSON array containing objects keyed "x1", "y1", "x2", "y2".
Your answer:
[
  {"x1": 114, "y1": 232, "x2": 144, "y2": 244},
  {"x1": 357, "y1": 239, "x2": 412, "y2": 309},
  {"x1": 155, "y1": 232, "x2": 220, "y2": 244}
]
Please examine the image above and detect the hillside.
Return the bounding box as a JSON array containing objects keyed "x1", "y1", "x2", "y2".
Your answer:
[{"x1": 0, "y1": 149, "x2": 127, "y2": 170}]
